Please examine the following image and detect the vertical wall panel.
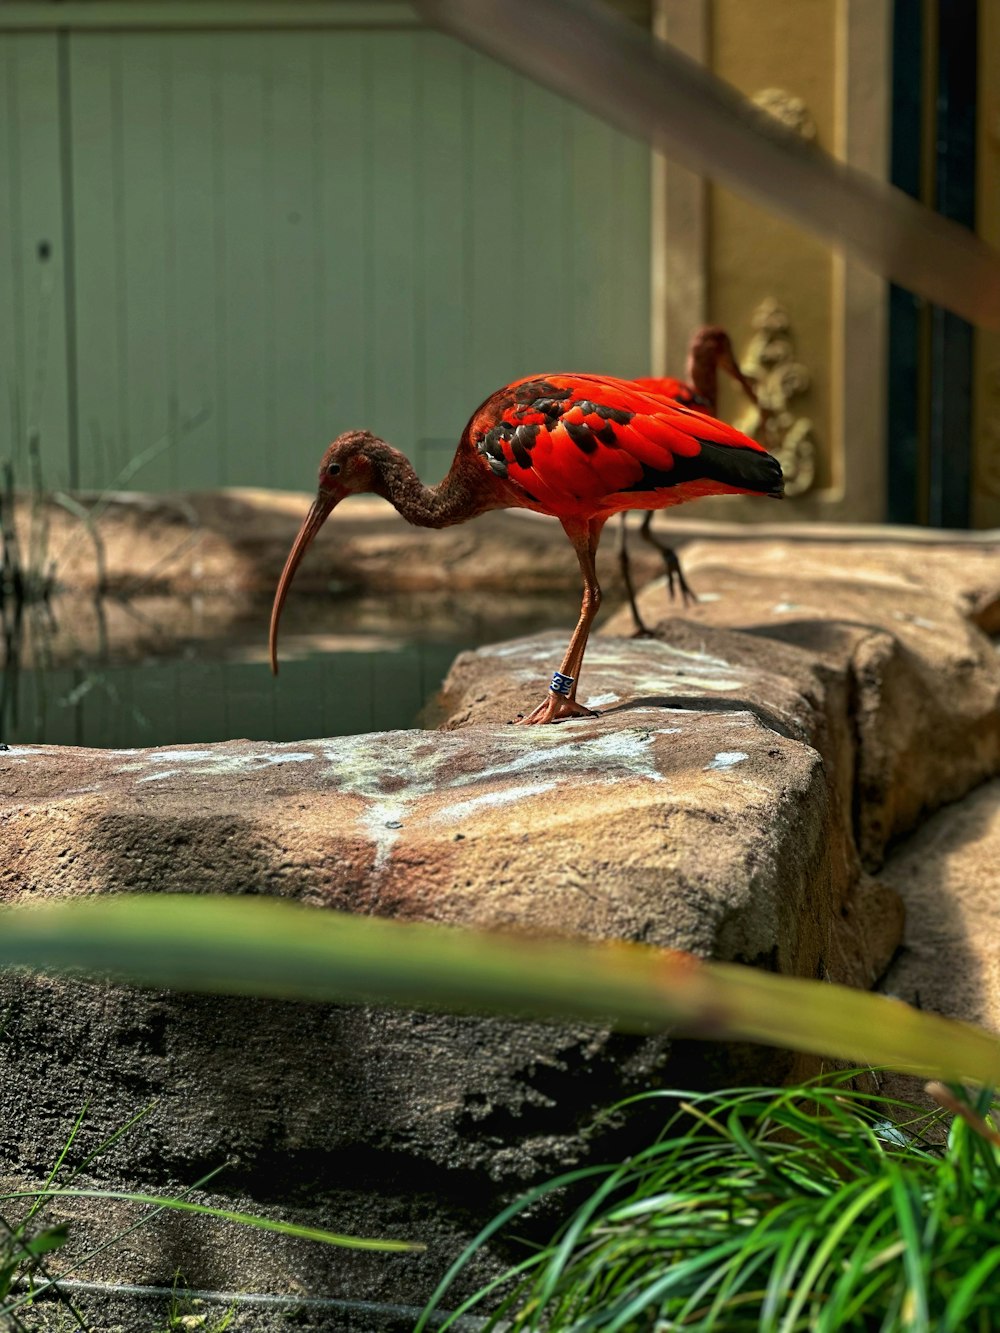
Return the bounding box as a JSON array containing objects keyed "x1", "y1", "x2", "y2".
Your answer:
[
  {"x1": 316, "y1": 33, "x2": 369, "y2": 438},
  {"x1": 63, "y1": 25, "x2": 651, "y2": 493},
  {"x1": 469, "y1": 56, "x2": 521, "y2": 396},
  {"x1": 165, "y1": 36, "x2": 220, "y2": 490},
  {"x1": 0, "y1": 35, "x2": 71, "y2": 489},
  {"x1": 570, "y1": 111, "x2": 652, "y2": 377},
  {"x1": 265, "y1": 35, "x2": 323, "y2": 489},
  {"x1": 570, "y1": 112, "x2": 617, "y2": 369},
  {"x1": 215, "y1": 35, "x2": 271, "y2": 491},
  {"x1": 71, "y1": 35, "x2": 126, "y2": 489},
  {"x1": 368, "y1": 33, "x2": 418, "y2": 452},
  {"x1": 515, "y1": 82, "x2": 575, "y2": 373},
  {"x1": 121, "y1": 36, "x2": 172, "y2": 490},
  {"x1": 412, "y1": 32, "x2": 471, "y2": 479},
  {"x1": 614, "y1": 132, "x2": 654, "y2": 375}
]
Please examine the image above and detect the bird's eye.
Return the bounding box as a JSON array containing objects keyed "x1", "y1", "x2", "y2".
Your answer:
[{"x1": 326, "y1": 463, "x2": 341, "y2": 476}]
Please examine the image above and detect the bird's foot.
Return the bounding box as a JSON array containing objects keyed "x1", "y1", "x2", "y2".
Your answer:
[
  {"x1": 630, "y1": 620, "x2": 656, "y2": 639},
  {"x1": 516, "y1": 671, "x2": 598, "y2": 725},
  {"x1": 517, "y1": 695, "x2": 598, "y2": 725},
  {"x1": 663, "y1": 550, "x2": 698, "y2": 607}
]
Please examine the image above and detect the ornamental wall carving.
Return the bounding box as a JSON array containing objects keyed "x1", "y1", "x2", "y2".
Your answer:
[
  {"x1": 735, "y1": 298, "x2": 817, "y2": 498},
  {"x1": 750, "y1": 87, "x2": 817, "y2": 141}
]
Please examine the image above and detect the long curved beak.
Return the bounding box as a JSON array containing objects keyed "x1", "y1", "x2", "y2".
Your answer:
[{"x1": 269, "y1": 491, "x2": 338, "y2": 675}]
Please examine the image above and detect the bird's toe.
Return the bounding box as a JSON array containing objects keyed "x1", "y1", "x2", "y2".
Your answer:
[{"x1": 516, "y1": 695, "x2": 599, "y2": 725}]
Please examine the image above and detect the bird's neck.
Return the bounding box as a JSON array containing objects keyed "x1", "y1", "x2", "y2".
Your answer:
[
  {"x1": 687, "y1": 351, "x2": 718, "y2": 412},
  {"x1": 374, "y1": 447, "x2": 494, "y2": 529}
]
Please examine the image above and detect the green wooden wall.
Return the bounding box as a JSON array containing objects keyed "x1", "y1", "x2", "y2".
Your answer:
[
  {"x1": 1, "y1": 16, "x2": 651, "y2": 494},
  {"x1": 0, "y1": 34, "x2": 73, "y2": 489}
]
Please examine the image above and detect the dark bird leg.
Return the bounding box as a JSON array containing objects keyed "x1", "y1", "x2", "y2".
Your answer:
[
  {"x1": 638, "y1": 510, "x2": 697, "y2": 607},
  {"x1": 519, "y1": 517, "x2": 605, "y2": 725},
  {"x1": 616, "y1": 512, "x2": 653, "y2": 638}
]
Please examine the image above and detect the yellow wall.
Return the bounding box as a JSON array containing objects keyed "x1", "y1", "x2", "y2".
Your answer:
[
  {"x1": 709, "y1": 0, "x2": 836, "y2": 489},
  {"x1": 655, "y1": 0, "x2": 889, "y2": 522}
]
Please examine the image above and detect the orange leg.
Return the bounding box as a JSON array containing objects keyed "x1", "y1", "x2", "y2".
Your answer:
[{"x1": 518, "y1": 517, "x2": 605, "y2": 725}]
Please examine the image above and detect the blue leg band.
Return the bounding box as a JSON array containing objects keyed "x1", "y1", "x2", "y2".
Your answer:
[{"x1": 549, "y1": 671, "x2": 575, "y2": 697}]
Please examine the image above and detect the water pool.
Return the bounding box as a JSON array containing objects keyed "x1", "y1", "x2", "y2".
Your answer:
[{"x1": 1, "y1": 590, "x2": 572, "y2": 749}]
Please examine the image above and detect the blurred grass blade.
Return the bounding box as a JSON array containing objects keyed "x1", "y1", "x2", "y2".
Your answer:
[
  {"x1": 0, "y1": 1188, "x2": 418, "y2": 1253},
  {"x1": 417, "y1": 0, "x2": 1000, "y2": 329},
  {"x1": 0, "y1": 894, "x2": 998, "y2": 1085}
]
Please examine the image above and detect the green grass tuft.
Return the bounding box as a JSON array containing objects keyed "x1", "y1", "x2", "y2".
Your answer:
[{"x1": 420, "y1": 1072, "x2": 1000, "y2": 1332}]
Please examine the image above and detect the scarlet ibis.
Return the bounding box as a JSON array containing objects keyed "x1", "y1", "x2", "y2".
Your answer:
[
  {"x1": 269, "y1": 372, "x2": 782, "y2": 725},
  {"x1": 619, "y1": 327, "x2": 762, "y2": 633}
]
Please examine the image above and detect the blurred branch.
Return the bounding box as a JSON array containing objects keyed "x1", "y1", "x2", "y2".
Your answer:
[{"x1": 417, "y1": 0, "x2": 1000, "y2": 329}]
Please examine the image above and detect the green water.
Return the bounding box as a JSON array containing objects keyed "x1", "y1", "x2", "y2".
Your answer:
[
  {"x1": 1, "y1": 592, "x2": 570, "y2": 749},
  {"x1": 3, "y1": 645, "x2": 461, "y2": 749}
]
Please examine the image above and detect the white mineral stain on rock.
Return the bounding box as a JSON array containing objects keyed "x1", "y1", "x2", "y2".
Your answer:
[
  {"x1": 706, "y1": 751, "x2": 749, "y2": 771},
  {"x1": 322, "y1": 734, "x2": 438, "y2": 876},
  {"x1": 772, "y1": 602, "x2": 805, "y2": 614},
  {"x1": 583, "y1": 692, "x2": 620, "y2": 708},
  {"x1": 585, "y1": 640, "x2": 746, "y2": 693},
  {"x1": 362, "y1": 800, "x2": 409, "y2": 874},
  {"x1": 136, "y1": 753, "x2": 315, "y2": 782},
  {"x1": 642, "y1": 641, "x2": 736, "y2": 670},
  {"x1": 474, "y1": 727, "x2": 677, "y2": 788},
  {"x1": 894, "y1": 611, "x2": 938, "y2": 631},
  {"x1": 149, "y1": 749, "x2": 216, "y2": 763},
  {"x1": 479, "y1": 640, "x2": 554, "y2": 661},
  {"x1": 313, "y1": 722, "x2": 692, "y2": 877},
  {"x1": 121, "y1": 743, "x2": 321, "y2": 779},
  {"x1": 435, "y1": 780, "x2": 558, "y2": 823},
  {"x1": 465, "y1": 635, "x2": 749, "y2": 700},
  {"x1": 662, "y1": 674, "x2": 744, "y2": 692},
  {"x1": 323, "y1": 732, "x2": 438, "y2": 795}
]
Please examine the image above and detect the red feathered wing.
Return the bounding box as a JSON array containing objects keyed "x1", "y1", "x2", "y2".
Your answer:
[
  {"x1": 466, "y1": 373, "x2": 782, "y2": 520},
  {"x1": 629, "y1": 375, "x2": 704, "y2": 409}
]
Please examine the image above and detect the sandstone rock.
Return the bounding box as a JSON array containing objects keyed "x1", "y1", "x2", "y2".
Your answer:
[
  {"x1": 879, "y1": 779, "x2": 1000, "y2": 1033},
  {"x1": 602, "y1": 539, "x2": 1000, "y2": 865},
  {"x1": 1, "y1": 705, "x2": 886, "y2": 982},
  {"x1": 1, "y1": 637, "x2": 901, "y2": 1314},
  {"x1": 868, "y1": 779, "x2": 1000, "y2": 1118},
  {"x1": 15, "y1": 489, "x2": 647, "y2": 599},
  {"x1": 654, "y1": 534, "x2": 1000, "y2": 633}
]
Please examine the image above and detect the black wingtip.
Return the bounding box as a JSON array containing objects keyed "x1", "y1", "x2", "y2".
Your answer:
[
  {"x1": 697, "y1": 439, "x2": 785, "y2": 499},
  {"x1": 764, "y1": 453, "x2": 785, "y2": 499},
  {"x1": 619, "y1": 438, "x2": 785, "y2": 499}
]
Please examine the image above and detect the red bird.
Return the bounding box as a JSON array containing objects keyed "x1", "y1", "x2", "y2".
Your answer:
[
  {"x1": 619, "y1": 326, "x2": 762, "y2": 633},
  {"x1": 269, "y1": 372, "x2": 783, "y2": 725}
]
